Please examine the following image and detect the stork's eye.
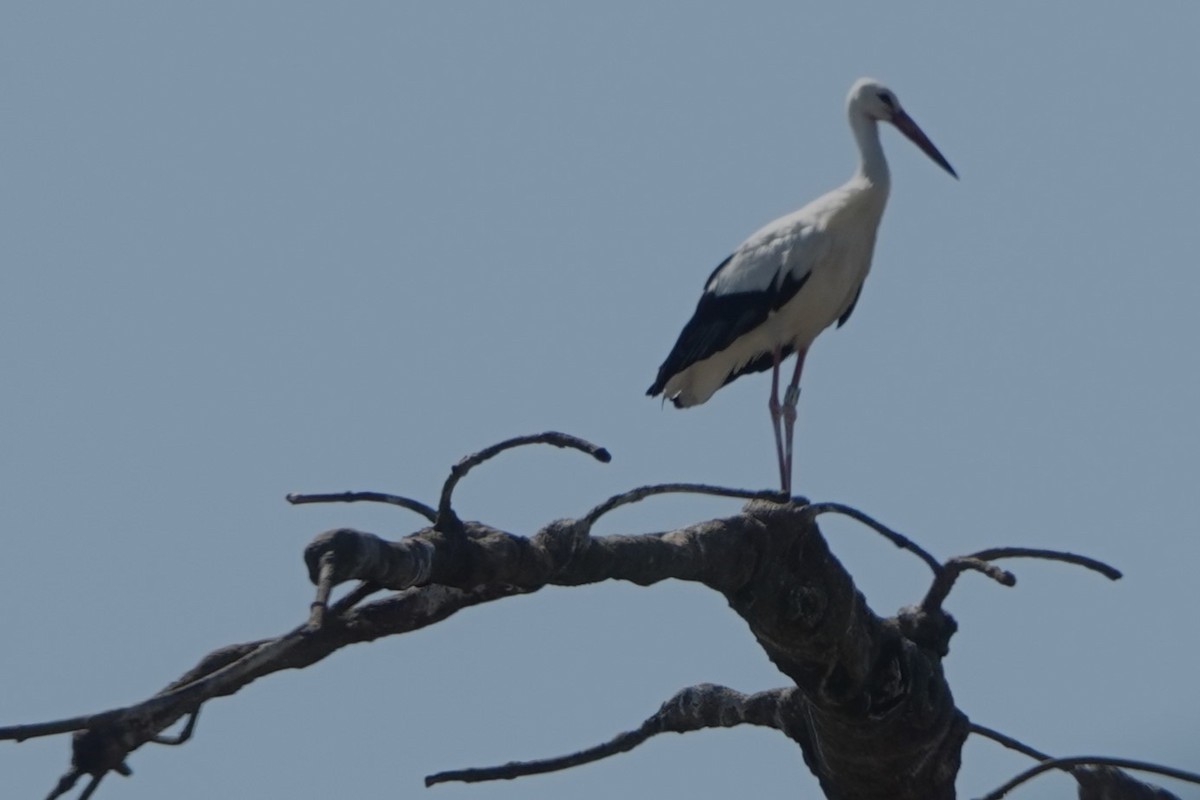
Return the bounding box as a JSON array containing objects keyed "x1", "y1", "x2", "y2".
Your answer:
[{"x1": 877, "y1": 92, "x2": 895, "y2": 109}]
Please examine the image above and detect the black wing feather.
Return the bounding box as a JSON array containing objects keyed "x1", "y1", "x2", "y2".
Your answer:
[
  {"x1": 836, "y1": 283, "x2": 863, "y2": 328},
  {"x1": 720, "y1": 344, "x2": 795, "y2": 387},
  {"x1": 646, "y1": 261, "x2": 811, "y2": 397}
]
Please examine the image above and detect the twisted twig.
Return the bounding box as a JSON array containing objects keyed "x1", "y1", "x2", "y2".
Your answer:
[{"x1": 149, "y1": 710, "x2": 199, "y2": 746}]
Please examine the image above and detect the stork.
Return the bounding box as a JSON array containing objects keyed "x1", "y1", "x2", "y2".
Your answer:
[{"x1": 646, "y1": 78, "x2": 957, "y2": 494}]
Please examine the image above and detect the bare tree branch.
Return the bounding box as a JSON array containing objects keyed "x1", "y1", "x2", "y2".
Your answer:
[
  {"x1": 45, "y1": 769, "x2": 84, "y2": 800},
  {"x1": 286, "y1": 490, "x2": 438, "y2": 523},
  {"x1": 149, "y1": 710, "x2": 199, "y2": 746},
  {"x1": 964, "y1": 547, "x2": 1122, "y2": 580},
  {"x1": 46, "y1": 771, "x2": 105, "y2": 800},
  {"x1": 923, "y1": 546, "x2": 1121, "y2": 613},
  {"x1": 3, "y1": 434, "x2": 1167, "y2": 800},
  {"x1": 10, "y1": 500, "x2": 971, "y2": 799},
  {"x1": 969, "y1": 722, "x2": 1051, "y2": 762},
  {"x1": 426, "y1": 684, "x2": 800, "y2": 787},
  {"x1": 969, "y1": 722, "x2": 1189, "y2": 799},
  {"x1": 74, "y1": 775, "x2": 104, "y2": 800},
  {"x1": 329, "y1": 581, "x2": 383, "y2": 616},
  {"x1": 583, "y1": 483, "x2": 789, "y2": 526},
  {"x1": 435, "y1": 431, "x2": 610, "y2": 528},
  {"x1": 977, "y1": 756, "x2": 1198, "y2": 800},
  {"x1": 803, "y1": 501, "x2": 943, "y2": 575}
]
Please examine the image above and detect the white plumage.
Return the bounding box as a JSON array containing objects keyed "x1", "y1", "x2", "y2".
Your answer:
[{"x1": 647, "y1": 77, "x2": 957, "y2": 493}]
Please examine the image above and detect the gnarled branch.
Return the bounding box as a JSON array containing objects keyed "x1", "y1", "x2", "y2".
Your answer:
[{"x1": 4, "y1": 434, "x2": 1173, "y2": 800}]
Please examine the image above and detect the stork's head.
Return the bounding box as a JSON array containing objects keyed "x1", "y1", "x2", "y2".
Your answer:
[{"x1": 848, "y1": 77, "x2": 958, "y2": 179}]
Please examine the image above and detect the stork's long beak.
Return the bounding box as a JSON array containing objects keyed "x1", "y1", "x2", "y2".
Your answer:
[{"x1": 892, "y1": 110, "x2": 958, "y2": 179}]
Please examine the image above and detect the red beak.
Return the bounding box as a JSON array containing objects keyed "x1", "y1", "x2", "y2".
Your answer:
[{"x1": 892, "y1": 110, "x2": 958, "y2": 179}]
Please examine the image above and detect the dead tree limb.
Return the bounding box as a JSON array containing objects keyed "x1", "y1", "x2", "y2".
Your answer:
[
  {"x1": 426, "y1": 684, "x2": 801, "y2": 786},
  {"x1": 2, "y1": 432, "x2": 1187, "y2": 800}
]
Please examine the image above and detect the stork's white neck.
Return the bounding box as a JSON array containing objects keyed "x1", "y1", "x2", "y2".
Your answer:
[{"x1": 849, "y1": 111, "x2": 890, "y2": 188}]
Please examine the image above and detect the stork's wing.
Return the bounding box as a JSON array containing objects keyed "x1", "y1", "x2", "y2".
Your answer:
[
  {"x1": 647, "y1": 285, "x2": 771, "y2": 397},
  {"x1": 648, "y1": 217, "x2": 825, "y2": 398},
  {"x1": 646, "y1": 221, "x2": 822, "y2": 397}
]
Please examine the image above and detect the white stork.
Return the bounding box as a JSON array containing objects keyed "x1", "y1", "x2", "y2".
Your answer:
[{"x1": 647, "y1": 77, "x2": 957, "y2": 494}]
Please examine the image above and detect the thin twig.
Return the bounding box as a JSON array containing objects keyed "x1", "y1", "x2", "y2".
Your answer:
[
  {"x1": 969, "y1": 722, "x2": 1051, "y2": 762},
  {"x1": 286, "y1": 491, "x2": 437, "y2": 524},
  {"x1": 922, "y1": 557, "x2": 1017, "y2": 611},
  {"x1": 76, "y1": 774, "x2": 105, "y2": 800},
  {"x1": 24, "y1": 640, "x2": 285, "y2": 749},
  {"x1": 1, "y1": 715, "x2": 105, "y2": 743},
  {"x1": 966, "y1": 547, "x2": 1122, "y2": 581},
  {"x1": 45, "y1": 769, "x2": 83, "y2": 800},
  {"x1": 437, "y1": 432, "x2": 610, "y2": 527},
  {"x1": 924, "y1": 546, "x2": 1120, "y2": 612},
  {"x1": 803, "y1": 502, "x2": 943, "y2": 576},
  {"x1": 946, "y1": 558, "x2": 1016, "y2": 587},
  {"x1": 977, "y1": 755, "x2": 1200, "y2": 800},
  {"x1": 584, "y1": 483, "x2": 789, "y2": 526},
  {"x1": 916, "y1": 556, "x2": 1012, "y2": 614},
  {"x1": 426, "y1": 683, "x2": 787, "y2": 787},
  {"x1": 426, "y1": 723, "x2": 652, "y2": 786}
]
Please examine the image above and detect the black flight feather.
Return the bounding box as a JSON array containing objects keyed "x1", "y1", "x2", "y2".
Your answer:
[
  {"x1": 647, "y1": 260, "x2": 811, "y2": 397},
  {"x1": 837, "y1": 282, "x2": 863, "y2": 328}
]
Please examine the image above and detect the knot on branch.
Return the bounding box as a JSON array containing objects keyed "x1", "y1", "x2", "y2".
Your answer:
[
  {"x1": 304, "y1": 528, "x2": 399, "y2": 586},
  {"x1": 660, "y1": 683, "x2": 756, "y2": 728},
  {"x1": 530, "y1": 518, "x2": 591, "y2": 576},
  {"x1": 896, "y1": 605, "x2": 959, "y2": 658},
  {"x1": 782, "y1": 584, "x2": 828, "y2": 629}
]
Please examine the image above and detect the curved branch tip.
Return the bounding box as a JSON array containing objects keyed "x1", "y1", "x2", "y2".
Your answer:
[
  {"x1": 804, "y1": 502, "x2": 943, "y2": 576},
  {"x1": 977, "y1": 754, "x2": 1200, "y2": 799},
  {"x1": 286, "y1": 491, "x2": 437, "y2": 524},
  {"x1": 437, "y1": 432, "x2": 610, "y2": 524},
  {"x1": 966, "y1": 547, "x2": 1122, "y2": 581}
]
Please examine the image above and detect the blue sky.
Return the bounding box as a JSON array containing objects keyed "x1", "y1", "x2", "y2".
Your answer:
[{"x1": 3, "y1": 3, "x2": 1198, "y2": 798}]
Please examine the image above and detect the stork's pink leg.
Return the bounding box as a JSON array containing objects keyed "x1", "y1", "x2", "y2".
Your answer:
[
  {"x1": 768, "y1": 347, "x2": 788, "y2": 493},
  {"x1": 781, "y1": 348, "x2": 808, "y2": 495}
]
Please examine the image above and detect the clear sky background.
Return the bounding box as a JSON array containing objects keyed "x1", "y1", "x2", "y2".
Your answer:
[{"x1": 3, "y1": 3, "x2": 1198, "y2": 799}]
